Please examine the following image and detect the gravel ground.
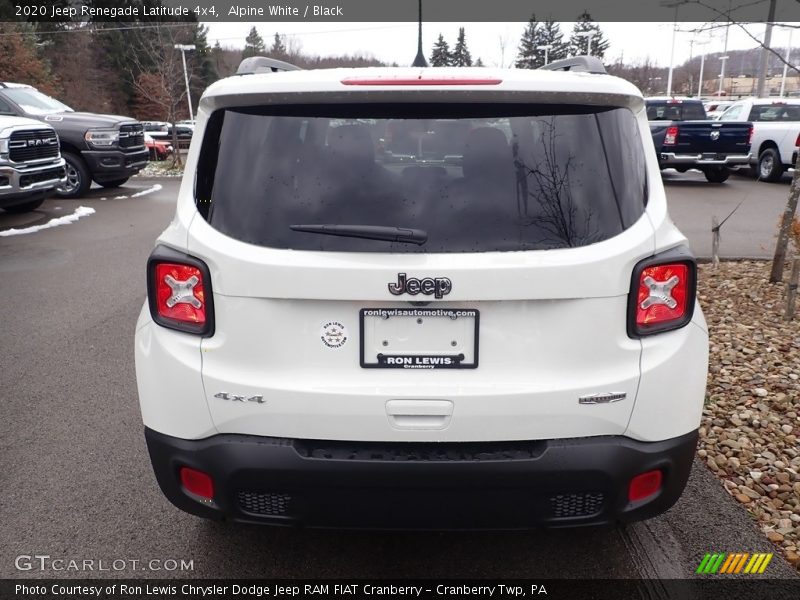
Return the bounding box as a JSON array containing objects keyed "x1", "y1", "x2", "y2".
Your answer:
[
  {"x1": 699, "y1": 260, "x2": 800, "y2": 570},
  {"x1": 137, "y1": 161, "x2": 184, "y2": 177}
]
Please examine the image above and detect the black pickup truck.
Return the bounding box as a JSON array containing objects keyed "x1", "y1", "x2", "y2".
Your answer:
[
  {"x1": 646, "y1": 98, "x2": 752, "y2": 183},
  {"x1": 0, "y1": 82, "x2": 148, "y2": 198}
]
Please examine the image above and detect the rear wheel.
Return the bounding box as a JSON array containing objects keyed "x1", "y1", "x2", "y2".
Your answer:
[
  {"x1": 758, "y1": 148, "x2": 784, "y2": 182},
  {"x1": 703, "y1": 166, "x2": 730, "y2": 183},
  {"x1": 3, "y1": 197, "x2": 45, "y2": 213},
  {"x1": 99, "y1": 178, "x2": 129, "y2": 189},
  {"x1": 56, "y1": 152, "x2": 91, "y2": 198}
]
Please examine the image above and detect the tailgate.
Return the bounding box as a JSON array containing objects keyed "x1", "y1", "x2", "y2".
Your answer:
[
  {"x1": 190, "y1": 216, "x2": 654, "y2": 443},
  {"x1": 674, "y1": 121, "x2": 751, "y2": 154}
]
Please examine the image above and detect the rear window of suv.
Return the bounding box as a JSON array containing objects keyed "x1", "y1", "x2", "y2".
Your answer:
[
  {"x1": 196, "y1": 103, "x2": 647, "y2": 253},
  {"x1": 645, "y1": 101, "x2": 706, "y2": 121}
]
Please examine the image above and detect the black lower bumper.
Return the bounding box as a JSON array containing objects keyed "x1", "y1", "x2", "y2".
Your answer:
[
  {"x1": 145, "y1": 428, "x2": 698, "y2": 530},
  {"x1": 83, "y1": 148, "x2": 148, "y2": 182}
]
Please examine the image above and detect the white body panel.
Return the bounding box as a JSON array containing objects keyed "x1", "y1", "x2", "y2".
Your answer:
[
  {"x1": 135, "y1": 66, "x2": 708, "y2": 446},
  {"x1": 719, "y1": 98, "x2": 800, "y2": 166}
]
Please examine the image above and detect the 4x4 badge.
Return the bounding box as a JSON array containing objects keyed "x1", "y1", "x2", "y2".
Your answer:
[
  {"x1": 214, "y1": 392, "x2": 265, "y2": 404},
  {"x1": 388, "y1": 273, "x2": 452, "y2": 299}
]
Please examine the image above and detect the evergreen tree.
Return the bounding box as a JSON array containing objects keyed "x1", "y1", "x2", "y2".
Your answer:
[
  {"x1": 567, "y1": 12, "x2": 610, "y2": 59},
  {"x1": 450, "y1": 27, "x2": 472, "y2": 67},
  {"x1": 429, "y1": 33, "x2": 451, "y2": 67},
  {"x1": 515, "y1": 15, "x2": 540, "y2": 69},
  {"x1": 242, "y1": 26, "x2": 266, "y2": 59},
  {"x1": 270, "y1": 33, "x2": 287, "y2": 58},
  {"x1": 538, "y1": 20, "x2": 567, "y2": 63},
  {"x1": 475, "y1": 57, "x2": 484, "y2": 67}
]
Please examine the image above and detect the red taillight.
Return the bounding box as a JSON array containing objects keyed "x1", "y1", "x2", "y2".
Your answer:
[
  {"x1": 154, "y1": 263, "x2": 206, "y2": 325},
  {"x1": 749, "y1": 126, "x2": 754, "y2": 146},
  {"x1": 180, "y1": 467, "x2": 214, "y2": 500},
  {"x1": 147, "y1": 248, "x2": 214, "y2": 336},
  {"x1": 341, "y1": 77, "x2": 502, "y2": 86},
  {"x1": 795, "y1": 132, "x2": 800, "y2": 147},
  {"x1": 664, "y1": 126, "x2": 679, "y2": 146},
  {"x1": 636, "y1": 263, "x2": 690, "y2": 329},
  {"x1": 628, "y1": 470, "x2": 663, "y2": 502}
]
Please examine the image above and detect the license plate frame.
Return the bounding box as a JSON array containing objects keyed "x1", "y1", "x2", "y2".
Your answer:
[{"x1": 359, "y1": 307, "x2": 480, "y2": 369}]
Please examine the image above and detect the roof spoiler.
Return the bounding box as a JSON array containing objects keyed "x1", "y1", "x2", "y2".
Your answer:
[
  {"x1": 236, "y1": 56, "x2": 301, "y2": 75},
  {"x1": 539, "y1": 56, "x2": 606, "y2": 75}
]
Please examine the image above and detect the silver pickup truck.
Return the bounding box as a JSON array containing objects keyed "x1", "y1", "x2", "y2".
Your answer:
[{"x1": 0, "y1": 115, "x2": 66, "y2": 213}]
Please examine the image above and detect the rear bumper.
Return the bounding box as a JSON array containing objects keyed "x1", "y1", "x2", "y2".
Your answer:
[
  {"x1": 145, "y1": 427, "x2": 698, "y2": 530},
  {"x1": 83, "y1": 148, "x2": 148, "y2": 181},
  {"x1": 659, "y1": 152, "x2": 751, "y2": 167}
]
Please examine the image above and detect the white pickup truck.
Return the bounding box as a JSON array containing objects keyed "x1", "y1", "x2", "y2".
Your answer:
[
  {"x1": 0, "y1": 115, "x2": 66, "y2": 212},
  {"x1": 718, "y1": 97, "x2": 800, "y2": 181}
]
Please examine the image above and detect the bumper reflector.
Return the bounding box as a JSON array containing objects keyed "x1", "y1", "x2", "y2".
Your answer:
[
  {"x1": 628, "y1": 469, "x2": 663, "y2": 502},
  {"x1": 180, "y1": 467, "x2": 214, "y2": 500}
]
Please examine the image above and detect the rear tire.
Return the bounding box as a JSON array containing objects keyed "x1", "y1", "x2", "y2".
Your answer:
[
  {"x1": 758, "y1": 148, "x2": 784, "y2": 182},
  {"x1": 56, "y1": 152, "x2": 91, "y2": 198},
  {"x1": 3, "y1": 197, "x2": 45, "y2": 213},
  {"x1": 99, "y1": 178, "x2": 129, "y2": 189},
  {"x1": 703, "y1": 166, "x2": 730, "y2": 183}
]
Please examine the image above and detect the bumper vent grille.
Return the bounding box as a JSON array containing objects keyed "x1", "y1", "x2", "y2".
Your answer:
[
  {"x1": 237, "y1": 491, "x2": 291, "y2": 516},
  {"x1": 19, "y1": 166, "x2": 65, "y2": 188},
  {"x1": 549, "y1": 492, "x2": 605, "y2": 519},
  {"x1": 9, "y1": 129, "x2": 59, "y2": 162}
]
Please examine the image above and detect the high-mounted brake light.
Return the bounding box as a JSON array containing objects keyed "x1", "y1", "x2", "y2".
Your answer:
[
  {"x1": 628, "y1": 249, "x2": 696, "y2": 338},
  {"x1": 664, "y1": 126, "x2": 679, "y2": 146},
  {"x1": 341, "y1": 77, "x2": 502, "y2": 86},
  {"x1": 147, "y1": 246, "x2": 215, "y2": 336}
]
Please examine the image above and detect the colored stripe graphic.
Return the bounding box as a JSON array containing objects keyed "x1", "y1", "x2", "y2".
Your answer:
[
  {"x1": 697, "y1": 552, "x2": 773, "y2": 575},
  {"x1": 758, "y1": 554, "x2": 773, "y2": 574},
  {"x1": 719, "y1": 554, "x2": 736, "y2": 573},
  {"x1": 733, "y1": 553, "x2": 749, "y2": 573},
  {"x1": 710, "y1": 553, "x2": 726, "y2": 573}
]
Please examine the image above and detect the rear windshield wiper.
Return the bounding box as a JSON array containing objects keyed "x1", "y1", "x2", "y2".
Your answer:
[{"x1": 290, "y1": 224, "x2": 427, "y2": 245}]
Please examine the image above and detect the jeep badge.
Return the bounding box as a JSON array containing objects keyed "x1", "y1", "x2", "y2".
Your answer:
[{"x1": 388, "y1": 273, "x2": 452, "y2": 299}]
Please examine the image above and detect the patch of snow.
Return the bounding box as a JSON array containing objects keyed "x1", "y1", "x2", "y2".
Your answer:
[
  {"x1": 113, "y1": 195, "x2": 127, "y2": 199},
  {"x1": 130, "y1": 184, "x2": 163, "y2": 198},
  {"x1": 0, "y1": 206, "x2": 96, "y2": 237}
]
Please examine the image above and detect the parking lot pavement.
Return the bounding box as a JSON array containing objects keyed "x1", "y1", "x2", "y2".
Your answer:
[
  {"x1": 0, "y1": 175, "x2": 798, "y2": 586},
  {"x1": 662, "y1": 168, "x2": 794, "y2": 259}
]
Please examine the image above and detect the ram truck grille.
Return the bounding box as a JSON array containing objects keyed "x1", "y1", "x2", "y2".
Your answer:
[
  {"x1": 119, "y1": 124, "x2": 145, "y2": 149},
  {"x1": 8, "y1": 129, "x2": 59, "y2": 162}
]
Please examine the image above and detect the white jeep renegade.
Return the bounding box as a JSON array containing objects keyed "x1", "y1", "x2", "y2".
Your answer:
[{"x1": 135, "y1": 56, "x2": 709, "y2": 529}]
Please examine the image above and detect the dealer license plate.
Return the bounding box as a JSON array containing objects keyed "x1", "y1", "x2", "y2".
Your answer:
[{"x1": 359, "y1": 308, "x2": 479, "y2": 369}]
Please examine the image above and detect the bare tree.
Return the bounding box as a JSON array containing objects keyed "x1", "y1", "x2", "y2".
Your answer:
[
  {"x1": 692, "y1": 1, "x2": 800, "y2": 282},
  {"x1": 127, "y1": 24, "x2": 197, "y2": 167}
]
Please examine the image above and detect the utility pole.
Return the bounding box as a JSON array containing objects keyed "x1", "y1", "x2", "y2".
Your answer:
[
  {"x1": 720, "y1": 0, "x2": 731, "y2": 90},
  {"x1": 537, "y1": 44, "x2": 553, "y2": 65},
  {"x1": 756, "y1": 0, "x2": 777, "y2": 97},
  {"x1": 661, "y1": 1, "x2": 683, "y2": 96},
  {"x1": 718, "y1": 56, "x2": 729, "y2": 95},
  {"x1": 781, "y1": 28, "x2": 793, "y2": 97},
  {"x1": 412, "y1": 0, "x2": 427, "y2": 67},
  {"x1": 575, "y1": 31, "x2": 594, "y2": 56},
  {"x1": 173, "y1": 44, "x2": 196, "y2": 122},
  {"x1": 696, "y1": 40, "x2": 710, "y2": 97}
]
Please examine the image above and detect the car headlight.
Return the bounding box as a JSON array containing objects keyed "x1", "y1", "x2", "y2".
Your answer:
[
  {"x1": 84, "y1": 128, "x2": 119, "y2": 148},
  {"x1": 0, "y1": 137, "x2": 8, "y2": 156}
]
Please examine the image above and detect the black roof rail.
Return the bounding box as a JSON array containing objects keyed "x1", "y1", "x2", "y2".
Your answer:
[
  {"x1": 539, "y1": 56, "x2": 606, "y2": 75},
  {"x1": 236, "y1": 56, "x2": 301, "y2": 75}
]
